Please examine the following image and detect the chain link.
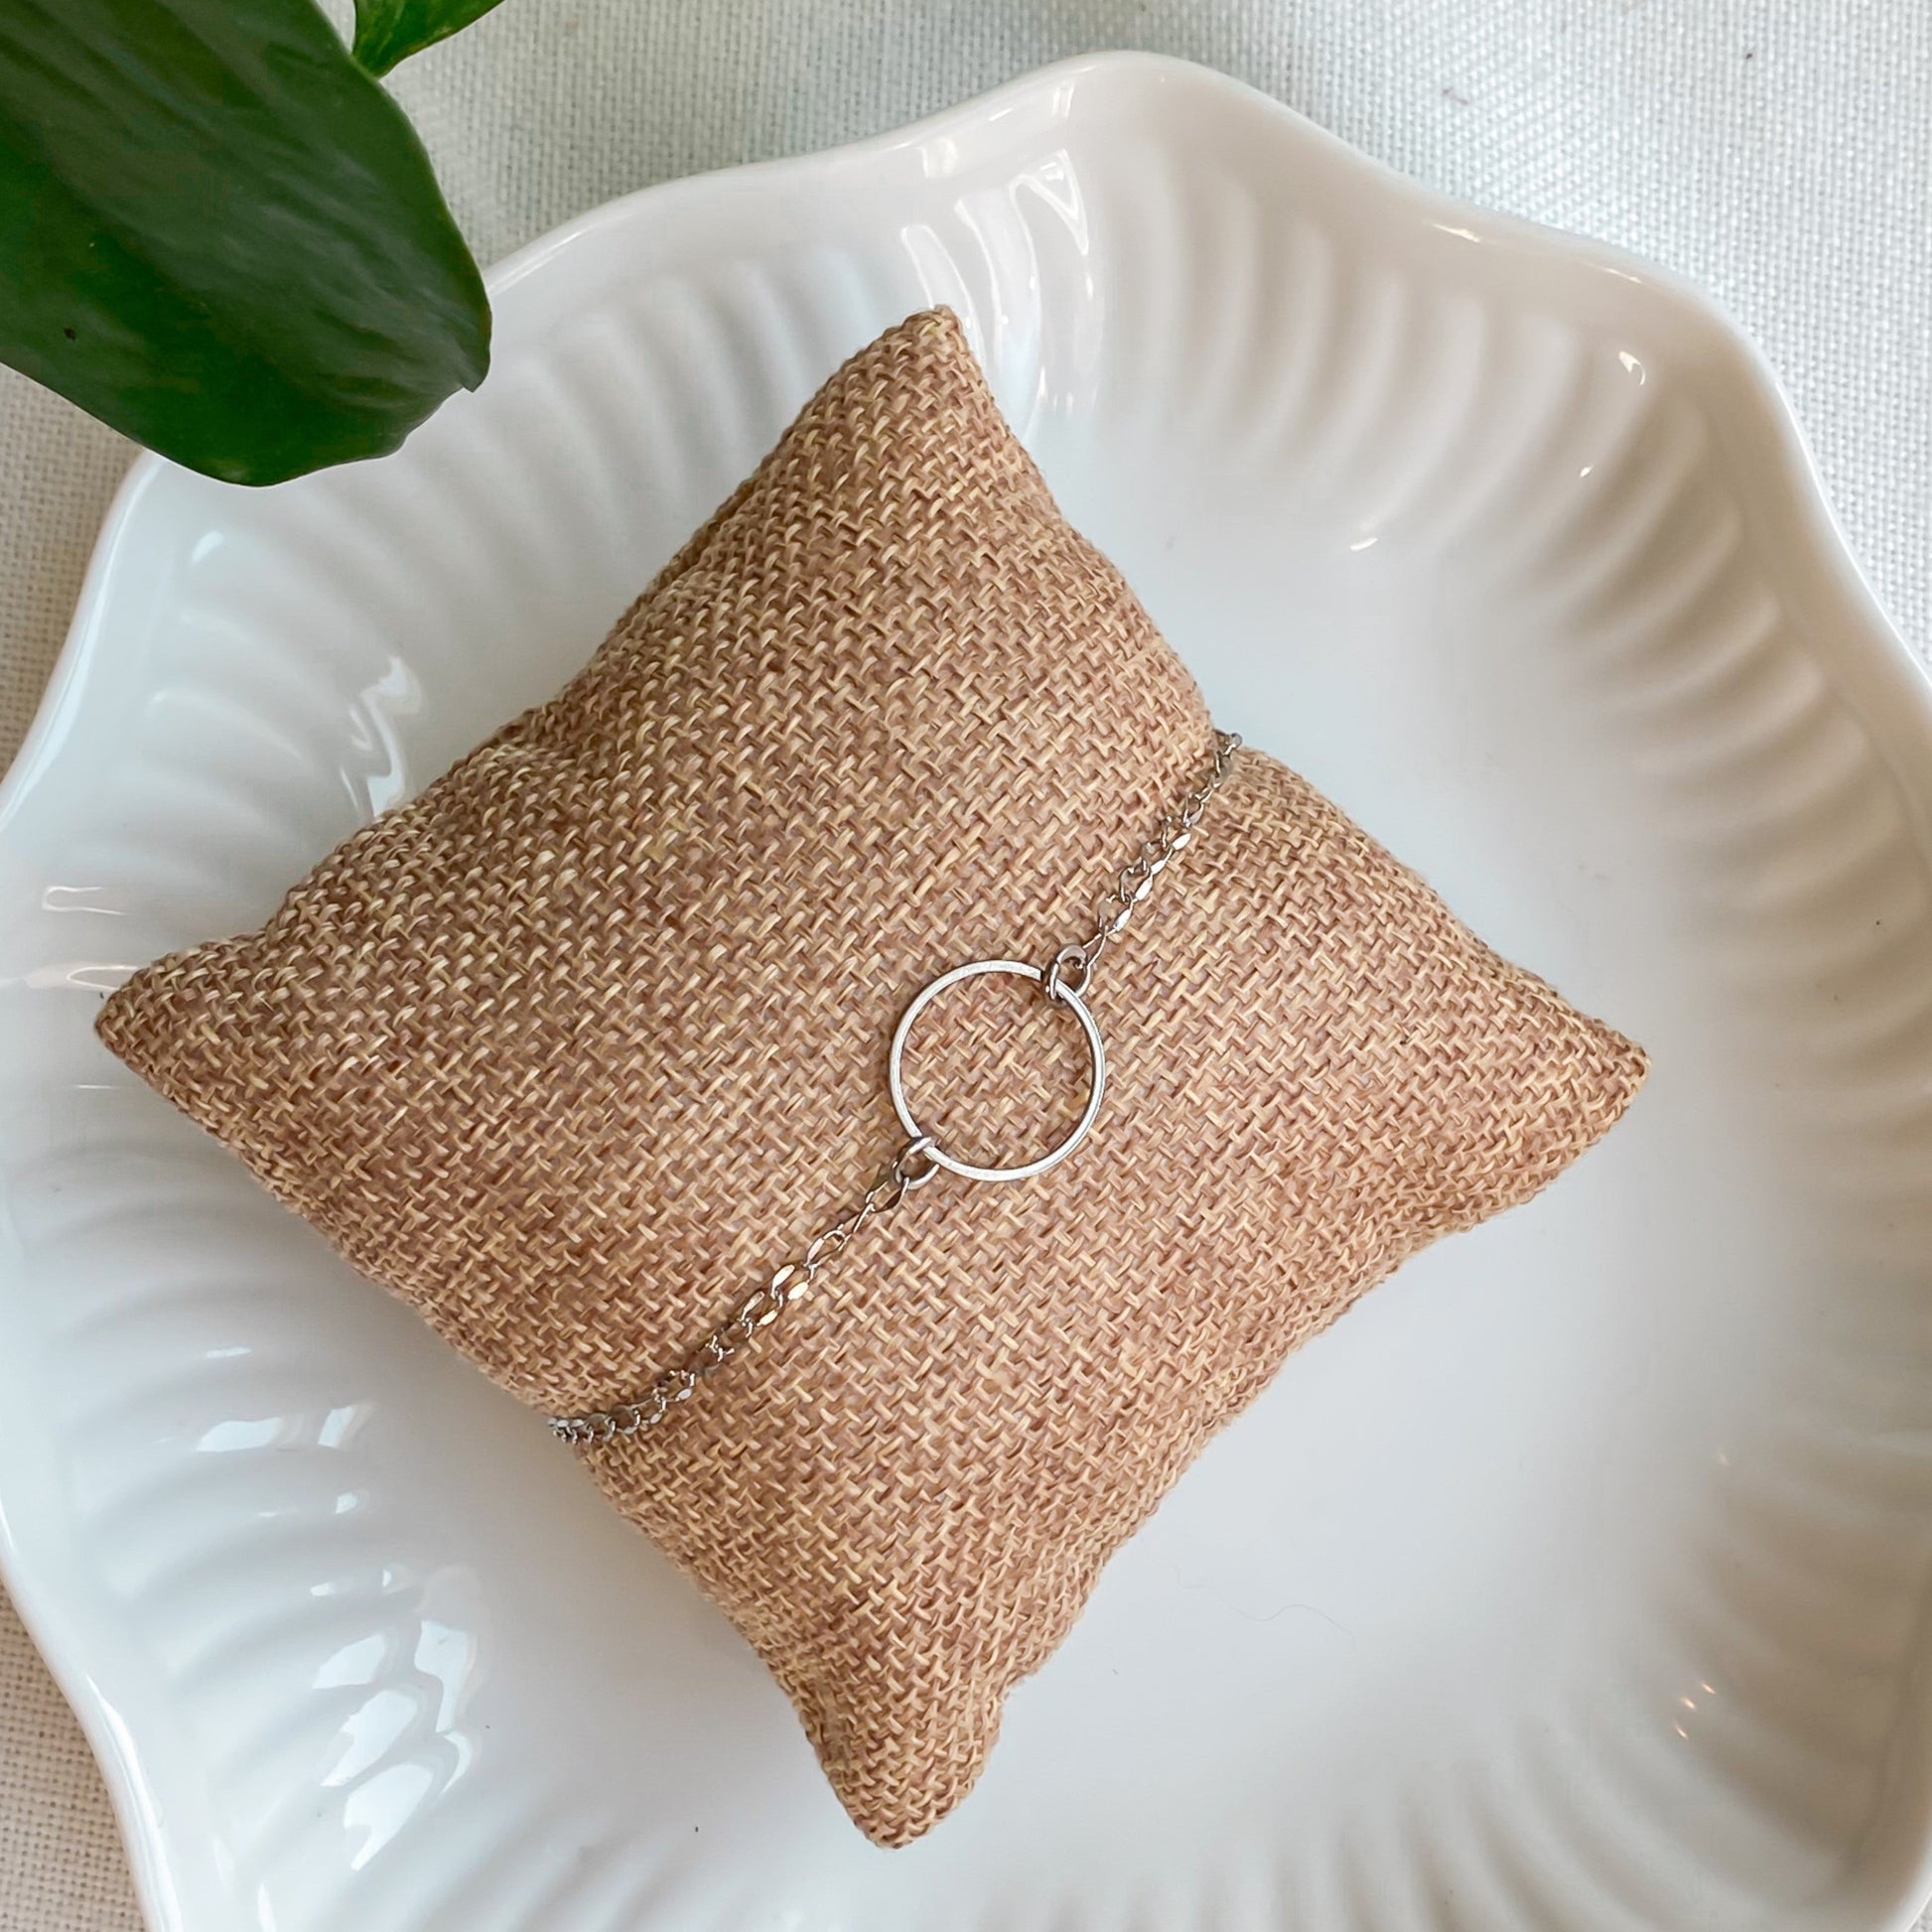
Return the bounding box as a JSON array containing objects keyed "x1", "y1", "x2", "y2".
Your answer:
[{"x1": 548, "y1": 728, "x2": 1242, "y2": 1444}]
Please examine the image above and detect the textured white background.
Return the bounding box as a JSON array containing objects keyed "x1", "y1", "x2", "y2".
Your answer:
[{"x1": 1, "y1": 3, "x2": 1927, "y2": 1925}]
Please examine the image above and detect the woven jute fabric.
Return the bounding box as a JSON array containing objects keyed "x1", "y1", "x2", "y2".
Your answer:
[{"x1": 95, "y1": 307, "x2": 1646, "y2": 1845}]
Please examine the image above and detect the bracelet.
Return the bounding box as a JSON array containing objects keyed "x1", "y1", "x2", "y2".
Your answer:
[{"x1": 550, "y1": 729, "x2": 1242, "y2": 1444}]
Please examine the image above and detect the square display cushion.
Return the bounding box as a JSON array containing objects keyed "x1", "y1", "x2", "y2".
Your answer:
[{"x1": 97, "y1": 309, "x2": 1647, "y2": 1846}]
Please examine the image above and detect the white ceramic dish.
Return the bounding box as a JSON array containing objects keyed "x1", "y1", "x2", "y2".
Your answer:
[{"x1": 5, "y1": 51, "x2": 1932, "y2": 1932}]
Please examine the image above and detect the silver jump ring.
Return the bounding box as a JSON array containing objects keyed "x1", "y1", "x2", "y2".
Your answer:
[
  {"x1": 894, "y1": 1134, "x2": 942, "y2": 1188},
  {"x1": 887, "y1": 958, "x2": 1107, "y2": 1183},
  {"x1": 1043, "y1": 943, "x2": 1095, "y2": 1005}
]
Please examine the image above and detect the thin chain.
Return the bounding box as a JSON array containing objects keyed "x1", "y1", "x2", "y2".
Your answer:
[
  {"x1": 548, "y1": 728, "x2": 1242, "y2": 1444},
  {"x1": 550, "y1": 1137, "x2": 942, "y2": 1444},
  {"x1": 1044, "y1": 728, "x2": 1241, "y2": 1004}
]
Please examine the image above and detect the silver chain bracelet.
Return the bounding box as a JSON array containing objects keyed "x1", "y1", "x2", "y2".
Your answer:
[{"x1": 549, "y1": 728, "x2": 1242, "y2": 1446}]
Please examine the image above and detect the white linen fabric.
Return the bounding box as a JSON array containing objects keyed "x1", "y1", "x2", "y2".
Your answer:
[{"x1": 1, "y1": 3, "x2": 1925, "y2": 1924}]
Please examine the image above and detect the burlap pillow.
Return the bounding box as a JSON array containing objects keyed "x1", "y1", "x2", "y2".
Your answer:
[{"x1": 97, "y1": 308, "x2": 1646, "y2": 1846}]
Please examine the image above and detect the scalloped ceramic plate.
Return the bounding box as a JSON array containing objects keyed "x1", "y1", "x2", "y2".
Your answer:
[{"x1": 5, "y1": 52, "x2": 1932, "y2": 1932}]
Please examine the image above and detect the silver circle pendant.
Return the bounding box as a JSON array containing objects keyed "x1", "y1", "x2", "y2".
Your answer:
[{"x1": 887, "y1": 958, "x2": 1107, "y2": 1183}]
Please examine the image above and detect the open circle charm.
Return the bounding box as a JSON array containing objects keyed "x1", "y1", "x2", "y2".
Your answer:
[{"x1": 887, "y1": 958, "x2": 1107, "y2": 1182}]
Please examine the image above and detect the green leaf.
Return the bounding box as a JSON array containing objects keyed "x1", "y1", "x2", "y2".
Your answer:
[
  {"x1": 352, "y1": 0, "x2": 507, "y2": 76},
  {"x1": 0, "y1": 0, "x2": 490, "y2": 485}
]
